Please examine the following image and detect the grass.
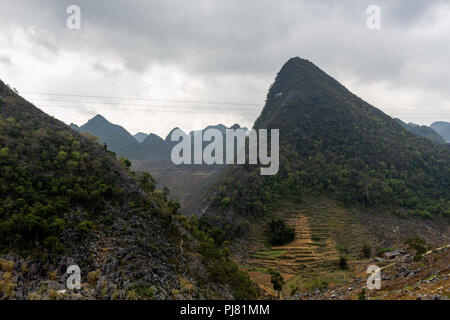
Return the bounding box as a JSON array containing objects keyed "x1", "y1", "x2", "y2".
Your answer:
[
  {"x1": 241, "y1": 198, "x2": 384, "y2": 297},
  {"x1": 252, "y1": 249, "x2": 288, "y2": 260},
  {"x1": 245, "y1": 266, "x2": 271, "y2": 274},
  {"x1": 379, "y1": 246, "x2": 397, "y2": 254},
  {"x1": 285, "y1": 272, "x2": 348, "y2": 294}
]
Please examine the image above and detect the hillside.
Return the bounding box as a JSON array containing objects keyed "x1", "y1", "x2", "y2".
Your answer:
[
  {"x1": 73, "y1": 116, "x2": 247, "y2": 204},
  {"x1": 205, "y1": 57, "x2": 449, "y2": 222},
  {"x1": 195, "y1": 57, "x2": 450, "y2": 298},
  {"x1": 0, "y1": 80, "x2": 257, "y2": 300},
  {"x1": 394, "y1": 119, "x2": 446, "y2": 144}
]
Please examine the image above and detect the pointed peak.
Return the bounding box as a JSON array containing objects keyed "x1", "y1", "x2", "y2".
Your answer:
[
  {"x1": 91, "y1": 114, "x2": 108, "y2": 122},
  {"x1": 277, "y1": 57, "x2": 320, "y2": 77},
  {"x1": 283, "y1": 56, "x2": 312, "y2": 67},
  {"x1": 133, "y1": 132, "x2": 148, "y2": 143},
  {"x1": 165, "y1": 127, "x2": 185, "y2": 141},
  {"x1": 204, "y1": 124, "x2": 227, "y2": 131}
]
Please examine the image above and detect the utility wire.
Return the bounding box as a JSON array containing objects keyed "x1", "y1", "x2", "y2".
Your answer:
[
  {"x1": 29, "y1": 98, "x2": 260, "y2": 111},
  {"x1": 36, "y1": 105, "x2": 259, "y2": 115},
  {"x1": 22, "y1": 91, "x2": 260, "y2": 106}
]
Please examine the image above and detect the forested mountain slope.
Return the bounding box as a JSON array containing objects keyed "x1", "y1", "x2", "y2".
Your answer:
[
  {"x1": 203, "y1": 57, "x2": 449, "y2": 236},
  {"x1": 0, "y1": 80, "x2": 256, "y2": 299}
]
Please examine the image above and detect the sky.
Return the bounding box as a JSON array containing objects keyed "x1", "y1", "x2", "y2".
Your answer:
[{"x1": 0, "y1": 0, "x2": 449, "y2": 137}]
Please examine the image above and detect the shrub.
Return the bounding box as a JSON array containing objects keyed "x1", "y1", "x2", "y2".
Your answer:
[
  {"x1": 221, "y1": 197, "x2": 231, "y2": 209},
  {"x1": 358, "y1": 288, "x2": 366, "y2": 300},
  {"x1": 0, "y1": 259, "x2": 14, "y2": 272},
  {"x1": 118, "y1": 157, "x2": 131, "y2": 170},
  {"x1": 362, "y1": 242, "x2": 371, "y2": 258},
  {"x1": 0, "y1": 147, "x2": 8, "y2": 157},
  {"x1": 76, "y1": 220, "x2": 95, "y2": 234},
  {"x1": 289, "y1": 284, "x2": 299, "y2": 296},
  {"x1": 338, "y1": 256, "x2": 348, "y2": 270},
  {"x1": 87, "y1": 270, "x2": 101, "y2": 287},
  {"x1": 406, "y1": 237, "x2": 427, "y2": 261},
  {"x1": 267, "y1": 218, "x2": 295, "y2": 245},
  {"x1": 43, "y1": 236, "x2": 64, "y2": 254}
]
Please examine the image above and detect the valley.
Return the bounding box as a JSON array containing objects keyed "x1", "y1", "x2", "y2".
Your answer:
[
  {"x1": 1, "y1": 57, "x2": 449, "y2": 300},
  {"x1": 237, "y1": 199, "x2": 449, "y2": 299}
]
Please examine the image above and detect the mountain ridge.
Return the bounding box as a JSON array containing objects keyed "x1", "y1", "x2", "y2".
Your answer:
[
  {"x1": 431, "y1": 121, "x2": 450, "y2": 142},
  {"x1": 201, "y1": 57, "x2": 449, "y2": 238},
  {"x1": 0, "y1": 80, "x2": 257, "y2": 299}
]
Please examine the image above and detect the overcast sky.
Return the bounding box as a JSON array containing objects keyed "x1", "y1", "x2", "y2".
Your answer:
[{"x1": 0, "y1": 0, "x2": 449, "y2": 137}]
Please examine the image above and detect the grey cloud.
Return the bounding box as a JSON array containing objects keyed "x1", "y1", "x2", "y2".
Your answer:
[
  {"x1": 0, "y1": 0, "x2": 449, "y2": 126},
  {"x1": 0, "y1": 55, "x2": 12, "y2": 66}
]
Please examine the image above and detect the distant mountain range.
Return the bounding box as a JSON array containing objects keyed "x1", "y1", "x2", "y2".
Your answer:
[
  {"x1": 394, "y1": 119, "x2": 446, "y2": 144},
  {"x1": 430, "y1": 121, "x2": 450, "y2": 143},
  {"x1": 69, "y1": 109, "x2": 447, "y2": 206},
  {"x1": 71, "y1": 114, "x2": 447, "y2": 168},
  {"x1": 70, "y1": 115, "x2": 248, "y2": 202},
  {"x1": 71, "y1": 115, "x2": 247, "y2": 163},
  {"x1": 0, "y1": 79, "x2": 256, "y2": 299},
  {"x1": 133, "y1": 132, "x2": 148, "y2": 143}
]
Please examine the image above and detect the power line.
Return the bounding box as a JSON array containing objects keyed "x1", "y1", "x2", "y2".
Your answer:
[
  {"x1": 36, "y1": 105, "x2": 259, "y2": 115},
  {"x1": 22, "y1": 91, "x2": 260, "y2": 106},
  {"x1": 29, "y1": 98, "x2": 260, "y2": 111}
]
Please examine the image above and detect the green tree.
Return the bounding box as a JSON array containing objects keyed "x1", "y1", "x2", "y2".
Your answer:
[
  {"x1": 267, "y1": 218, "x2": 295, "y2": 245},
  {"x1": 406, "y1": 237, "x2": 427, "y2": 261},
  {"x1": 270, "y1": 270, "x2": 284, "y2": 298},
  {"x1": 362, "y1": 242, "x2": 371, "y2": 258},
  {"x1": 339, "y1": 256, "x2": 348, "y2": 270}
]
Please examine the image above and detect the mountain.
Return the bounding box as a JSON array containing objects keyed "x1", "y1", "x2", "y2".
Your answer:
[
  {"x1": 70, "y1": 117, "x2": 249, "y2": 204},
  {"x1": 202, "y1": 57, "x2": 449, "y2": 234},
  {"x1": 73, "y1": 114, "x2": 143, "y2": 160},
  {"x1": 431, "y1": 121, "x2": 450, "y2": 142},
  {"x1": 74, "y1": 117, "x2": 247, "y2": 166},
  {"x1": 194, "y1": 57, "x2": 450, "y2": 298},
  {"x1": 141, "y1": 133, "x2": 169, "y2": 159},
  {"x1": 0, "y1": 80, "x2": 256, "y2": 299},
  {"x1": 136, "y1": 124, "x2": 247, "y2": 204},
  {"x1": 394, "y1": 118, "x2": 446, "y2": 144},
  {"x1": 133, "y1": 132, "x2": 148, "y2": 143}
]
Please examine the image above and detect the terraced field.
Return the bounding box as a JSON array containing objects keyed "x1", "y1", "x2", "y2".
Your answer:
[{"x1": 243, "y1": 200, "x2": 379, "y2": 296}]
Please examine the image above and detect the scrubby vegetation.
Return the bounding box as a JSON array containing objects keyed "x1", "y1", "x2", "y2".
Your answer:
[
  {"x1": 266, "y1": 218, "x2": 295, "y2": 246},
  {"x1": 0, "y1": 81, "x2": 258, "y2": 299},
  {"x1": 0, "y1": 94, "x2": 125, "y2": 254},
  {"x1": 362, "y1": 242, "x2": 371, "y2": 258},
  {"x1": 177, "y1": 215, "x2": 258, "y2": 299},
  {"x1": 338, "y1": 256, "x2": 348, "y2": 270},
  {"x1": 206, "y1": 58, "x2": 449, "y2": 227},
  {"x1": 406, "y1": 237, "x2": 428, "y2": 261}
]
